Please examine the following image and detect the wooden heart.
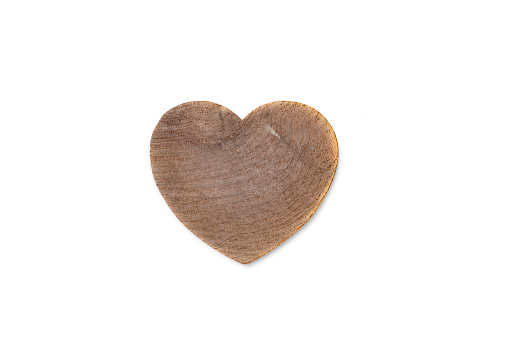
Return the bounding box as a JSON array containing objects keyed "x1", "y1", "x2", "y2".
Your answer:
[{"x1": 150, "y1": 101, "x2": 338, "y2": 264}]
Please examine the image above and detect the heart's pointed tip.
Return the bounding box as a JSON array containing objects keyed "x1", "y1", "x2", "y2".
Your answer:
[
  {"x1": 231, "y1": 258, "x2": 253, "y2": 265},
  {"x1": 229, "y1": 255, "x2": 262, "y2": 265},
  {"x1": 237, "y1": 260, "x2": 255, "y2": 265}
]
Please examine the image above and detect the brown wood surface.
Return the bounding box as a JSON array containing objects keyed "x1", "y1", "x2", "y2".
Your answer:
[{"x1": 150, "y1": 101, "x2": 339, "y2": 264}]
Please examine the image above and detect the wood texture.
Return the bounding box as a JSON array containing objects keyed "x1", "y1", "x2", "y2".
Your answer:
[{"x1": 150, "y1": 101, "x2": 339, "y2": 264}]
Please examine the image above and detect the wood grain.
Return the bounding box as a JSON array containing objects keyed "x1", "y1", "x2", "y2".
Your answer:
[{"x1": 150, "y1": 101, "x2": 339, "y2": 264}]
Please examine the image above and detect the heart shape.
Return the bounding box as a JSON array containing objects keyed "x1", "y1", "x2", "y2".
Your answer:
[{"x1": 150, "y1": 101, "x2": 338, "y2": 264}]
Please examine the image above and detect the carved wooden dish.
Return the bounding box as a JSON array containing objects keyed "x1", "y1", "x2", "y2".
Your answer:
[{"x1": 150, "y1": 101, "x2": 338, "y2": 264}]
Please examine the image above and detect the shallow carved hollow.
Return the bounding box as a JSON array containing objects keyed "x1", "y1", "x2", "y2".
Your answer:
[{"x1": 150, "y1": 101, "x2": 338, "y2": 264}]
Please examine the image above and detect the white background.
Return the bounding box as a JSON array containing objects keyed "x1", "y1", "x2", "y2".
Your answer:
[{"x1": 1, "y1": 1, "x2": 508, "y2": 338}]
